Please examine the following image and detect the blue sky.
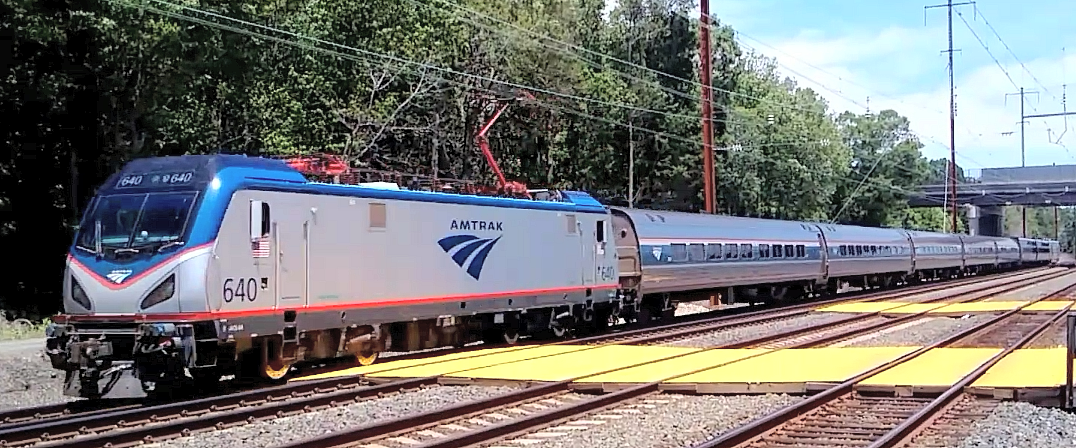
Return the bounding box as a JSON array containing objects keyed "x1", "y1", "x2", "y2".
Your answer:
[{"x1": 708, "y1": 0, "x2": 1076, "y2": 177}]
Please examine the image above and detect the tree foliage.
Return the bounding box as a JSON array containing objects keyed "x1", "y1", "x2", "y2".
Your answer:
[{"x1": 1, "y1": 0, "x2": 956, "y2": 316}]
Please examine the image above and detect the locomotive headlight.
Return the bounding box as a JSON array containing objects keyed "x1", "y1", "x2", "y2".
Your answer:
[
  {"x1": 70, "y1": 278, "x2": 92, "y2": 311},
  {"x1": 141, "y1": 274, "x2": 176, "y2": 310}
]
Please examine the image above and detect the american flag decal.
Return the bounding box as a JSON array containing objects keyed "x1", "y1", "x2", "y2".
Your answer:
[{"x1": 252, "y1": 236, "x2": 271, "y2": 258}]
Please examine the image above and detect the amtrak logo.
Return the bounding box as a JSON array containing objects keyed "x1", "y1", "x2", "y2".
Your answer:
[
  {"x1": 652, "y1": 246, "x2": 662, "y2": 260},
  {"x1": 437, "y1": 235, "x2": 502, "y2": 280},
  {"x1": 106, "y1": 269, "x2": 133, "y2": 284}
]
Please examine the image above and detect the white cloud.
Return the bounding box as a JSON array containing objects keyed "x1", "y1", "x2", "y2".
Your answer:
[{"x1": 749, "y1": 27, "x2": 1076, "y2": 172}]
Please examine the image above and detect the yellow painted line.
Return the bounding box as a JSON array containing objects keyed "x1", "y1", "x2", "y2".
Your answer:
[
  {"x1": 364, "y1": 345, "x2": 590, "y2": 378},
  {"x1": 972, "y1": 348, "x2": 1072, "y2": 388},
  {"x1": 875, "y1": 303, "x2": 954, "y2": 314},
  {"x1": 927, "y1": 301, "x2": 1026, "y2": 313},
  {"x1": 667, "y1": 347, "x2": 920, "y2": 384},
  {"x1": 1022, "y1": 301, "x2": 1076, "y2": 311},
  {"x1": 577, "y1": 348, "x2": 772, "y2": 384},
  {"x1": 860, "y1": 348, "x2": 1001, "y2": 387},
  {"x1": 816, "y1": 301, "x2": 1063, "y2": 314},
  {"x1": 815, "y1": 302, "x2": 920, "y2": 313},
  {"x1": 442, "y1": 345, "x2": 700, "y2": 382},
  {"x1": 291, "y1": 346, "x2": 531, "y2": 381}
]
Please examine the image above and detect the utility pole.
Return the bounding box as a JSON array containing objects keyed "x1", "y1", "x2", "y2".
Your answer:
[
  {"x1": 1005, "y1": 87, "x2": 1039, "y2": 237},
  {"x1": 628, "y1": 23, "x2": 636, "y2": 209},
  {"x1": 925, "y1": 0, "x2": 973, "y2": 234},
  {"x1": 699, "y1": 0, "x2": 715, "y2": 214}
]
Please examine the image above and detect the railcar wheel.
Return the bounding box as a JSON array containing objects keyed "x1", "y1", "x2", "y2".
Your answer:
[
  {"x1": 356, "y1": 351, "x2": 379, "y2": 366},
  {"x1": 262, "y1": 360, "x2": 291, "y2": 381}
]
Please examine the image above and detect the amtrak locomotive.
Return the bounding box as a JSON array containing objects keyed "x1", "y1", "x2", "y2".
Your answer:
[{"x1": 45, "y1": 155, "x2": 1060, "y2": 399}]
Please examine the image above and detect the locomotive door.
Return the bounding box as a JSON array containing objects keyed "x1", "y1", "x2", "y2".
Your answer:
[
  {"x1": 579, "y1": 219, "x2": 596, "y2": 285},
  {"x1": 248, "y1": 199, "x2": 277, "y2": 310},
  {"x1": 274, "y1": 208, "x2": 309, "y2": 307}
]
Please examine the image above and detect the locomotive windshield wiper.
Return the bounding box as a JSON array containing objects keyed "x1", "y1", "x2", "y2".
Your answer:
[
  {"x1": 157, "y1": 241, "x2": 185, "y2": 253},
  {"x1": 114, "y1": 247, "x2": 141, "y2": 255}
]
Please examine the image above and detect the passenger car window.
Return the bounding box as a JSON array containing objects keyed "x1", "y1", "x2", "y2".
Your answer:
[
  {"x1": 688, "y1": 243, "x2": 705, "y2": 262},
  {"x1": 706, "y1": 243, "x2": 722, "y2": 260},
  {"x1": 671, "y1": 244, "x2": 687, "y2": 262}
]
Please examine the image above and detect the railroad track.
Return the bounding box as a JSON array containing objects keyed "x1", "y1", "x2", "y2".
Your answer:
[
  {"x1": 1, "y1": 269, "x2": 1040, "y2": 432},
  {"x1": 593, "y1": 267, "x2": 1056, "y2": 346},
  {"x1": 260, "y1": 271, "x2": 1076, "y2": 448},
  {"x1": 688, "y1": 281, "x2": 1076, "y2": 448},
  {"x1": 0, "y1": 268, "x2": 1065, "y2": 448},
  {"x1": 631, "y1": 267, "x2": 1073, "y2": 348}
]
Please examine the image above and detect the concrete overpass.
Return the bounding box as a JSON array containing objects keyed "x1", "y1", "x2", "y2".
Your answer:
[{"x1": 910, "y1": 164, "x2": 1076, "y2": 237}]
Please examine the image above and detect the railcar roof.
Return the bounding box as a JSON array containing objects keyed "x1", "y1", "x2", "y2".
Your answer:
[{"x1": 110, "y1": 155, "x2": 607, "y2": 214}]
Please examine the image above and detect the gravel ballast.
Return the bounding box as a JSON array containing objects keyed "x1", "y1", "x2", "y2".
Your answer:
[
  {"x1": 0, "y1": 340, "x2": 73, "y2": 412},
  {"x1": 952, "y1": 401, "x2": 1076, "y2": 448},
  {"x1": 502, "y1": 393, "x2": 801, "y2": 448},
  {"x1": 659, "y1": 312, "x2": 854, "y2": 348},
  {"x1": 1028, "y1": 319, "x2": 1069, "y2": 348},
  {"x1": 147, "y1": 385, "x2": 523, "y2": 448},
  {"x1": 832, "y1": 314, "x2": 997, "y2": 347},
  {"x1": 980, "y1": 272, "x2": 1076, "y2": 302}
]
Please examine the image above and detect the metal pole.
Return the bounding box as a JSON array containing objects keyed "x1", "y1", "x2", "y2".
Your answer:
[
  {"x1": 629, "y1": 118, "x2": 634, "y2": 208},
  {"x1": 1067, "y1": 313, "x2": 1074, "y2": 409},
  {"x1": 925, "y1": 0, "x2": 973, "y2": 234},
  {"x1": 946, "y1": 0, "x2": 959, "y2": 233},
  {"x1": 699, "y1": 0, "x2": 715, "y2": 214},
  {"x1": 1021, "y1": 87, "x2": 1027, "y2": 238}
]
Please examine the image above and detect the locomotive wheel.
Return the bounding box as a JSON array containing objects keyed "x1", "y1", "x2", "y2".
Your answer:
[
  {"x1": 482, "y1": 327, "x2": 521, "y2": 345},
  {"x1": 355, "y1": 351, "x2": 379, "y2": 366},
  {"x1": 262, "y1": 359, "x2": 292, "y2": 381},
  {"x1": 502, "y1": 329, "x2": 520, "y2": 344}
]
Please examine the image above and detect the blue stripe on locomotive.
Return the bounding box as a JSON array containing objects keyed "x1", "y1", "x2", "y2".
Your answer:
[{"x1": 70, "y1": 155, "x2": 609, "y2": 284}]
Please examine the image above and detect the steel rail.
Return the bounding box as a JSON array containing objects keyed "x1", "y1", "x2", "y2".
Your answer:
[
  {"x1": 0, "y1": 266, "x2": 1048, "y2": 431},
  {"x1": 3, "y1": 268, "x2": 1060, "y2": 447},
  {"x1": 691, "y1": 279, "x2": 1076, "y2": 448},
  {"x1": 269, "y1": 270, "x2": 1073, "y2": 448}
]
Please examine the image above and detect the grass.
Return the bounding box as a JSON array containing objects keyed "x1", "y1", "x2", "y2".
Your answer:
[{"x1": 0, "y1": 318, "x2": 50, "y2": 341}]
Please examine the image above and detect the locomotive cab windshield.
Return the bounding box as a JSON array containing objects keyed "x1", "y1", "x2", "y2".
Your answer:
[{"x1": 74, "y1": 191, "x2": 199, "y2": 259}]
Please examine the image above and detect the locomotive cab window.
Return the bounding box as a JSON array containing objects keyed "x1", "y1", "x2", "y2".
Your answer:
[
  {"x1": 596, "y1": 220, "x2": 606, "y2": 243},
  {"x1": 249, "y1": 200, "x2": 271, "y2": 240}
]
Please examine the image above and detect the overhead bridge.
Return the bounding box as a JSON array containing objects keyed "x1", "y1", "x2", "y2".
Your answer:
[{"x1": 910, "y1": 164, "x2": 1076, "y2": 237}]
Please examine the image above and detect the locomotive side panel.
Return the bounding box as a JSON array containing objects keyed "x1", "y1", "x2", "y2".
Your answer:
[{"x1": 212, "y1": 189, "x2": 619, "y2": 337}]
